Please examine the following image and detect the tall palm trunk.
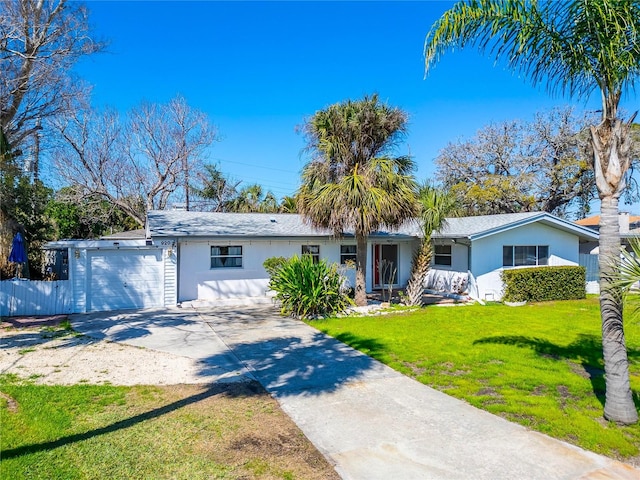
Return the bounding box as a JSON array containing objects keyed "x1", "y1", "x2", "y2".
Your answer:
[
  {"x1": 355, "y1": 233, "x2": 368, "y2": 306},
  {"x1": 593, "y1": 118, "x2": 638, "y2": 425},
  {"x1": 404, "y1": 239, "x2": 433, "y2": 306}
]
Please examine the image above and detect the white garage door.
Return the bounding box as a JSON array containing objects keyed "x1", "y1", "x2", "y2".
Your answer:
[{"x1": 88, "y1": 249, "x2": 164, "y2": 312}]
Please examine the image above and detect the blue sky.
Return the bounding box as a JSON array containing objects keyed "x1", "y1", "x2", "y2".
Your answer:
[{"x1": 74, "y1": 0, "x2": 637, "y2": 206}]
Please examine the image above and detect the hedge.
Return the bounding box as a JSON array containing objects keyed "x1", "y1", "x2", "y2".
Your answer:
[{"x1": 501, "y1": 266, "x2": 586, "y2": 302}]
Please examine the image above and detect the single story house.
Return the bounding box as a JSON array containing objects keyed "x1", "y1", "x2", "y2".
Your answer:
[
  {"x1": 424, "y1": 212, "x2": 598, "y2": 300},
  {"x1": 145, "y1": 210, "x2": 418, "y2": 305},
  {"x1": 42, "y1": 210, "x2": 598, "y2": 312}
]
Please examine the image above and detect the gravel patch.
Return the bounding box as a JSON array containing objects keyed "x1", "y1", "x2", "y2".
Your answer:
[{"x1": 0, "y1": 327, "x2": 245, "y2": 386}]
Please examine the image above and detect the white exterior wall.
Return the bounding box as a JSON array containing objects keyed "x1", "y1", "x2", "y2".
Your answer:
[
  {"x1": 56, "y1": 240, "x2": 169, "y2": 313},
  {"x1": 71, "y1": 247, "x2": 86, "y2": 313},
  {"x1": 178, "y1": 238, "x2": 359, "y2": 302},
  {"x1": 471, "y1": 223, "x2": 580, "y2": 301},
  {"x1": 425, "y1": 242, "x2": 470, "y2": 294},
  {"x1": 176, "y1": 237, "x2": 416, "y2": 303}
]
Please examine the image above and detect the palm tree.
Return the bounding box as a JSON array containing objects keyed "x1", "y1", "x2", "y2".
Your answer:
[
  {"x1": 424, "y1": 0, "x2": 640, "y2": 424},
  {"x1": 279, "y1": 195, "x2": 298, "y2": 213},
  {"x1": 297, "y1": 94, "x2": 418, "y2": 306},
  {"x1": 404, "y1": 185, "x2": 458, "y2": 306},
  {"x1": 225, "y1": 183, "x2": 279, "y2": 213}
]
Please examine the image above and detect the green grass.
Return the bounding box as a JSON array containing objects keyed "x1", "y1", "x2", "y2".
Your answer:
[
  {"x1": 0, "y1": 378, "x2": 337, "y2": 479},
  {"x1": 310, "y1": 297, "x2": 640, "y2": 461}
]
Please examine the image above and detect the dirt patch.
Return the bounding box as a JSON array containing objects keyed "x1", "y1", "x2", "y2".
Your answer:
[
  {"x1": 155, "y1": 383, "x2": 340, "y2": 479},
  {"x1": 568, "y1": 361, "x2": 605, "y2": 380},
  {"x1": 531, "y1": 385, "x2": 547, "y2": 396},
  {"x1": 1, "y1": 314, "x2": 69, "y2": 329},
  {"x1": 0, "y1": 391, "x2": 18, "y2": 412}
]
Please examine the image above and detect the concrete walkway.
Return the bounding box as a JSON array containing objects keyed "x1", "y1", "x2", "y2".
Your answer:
[{"x1": 73, "y1": 305, "x2": 639, "y2": 480}]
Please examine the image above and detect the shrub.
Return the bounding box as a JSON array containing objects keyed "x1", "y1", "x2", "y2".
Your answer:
[
  {"x1": 263, "y1": 256, "x2": 288, "y2": 276},
  {"x1": 268, "y1": 254, "x2": 353, "y2": 319},
  {"x1": 501, "y1": 266, "x2": 586, "y2": 302}
]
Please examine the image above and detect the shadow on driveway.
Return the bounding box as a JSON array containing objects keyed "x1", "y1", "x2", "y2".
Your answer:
[{"x1": 70, "y1": 305, "x2": 391, "y2": 398}]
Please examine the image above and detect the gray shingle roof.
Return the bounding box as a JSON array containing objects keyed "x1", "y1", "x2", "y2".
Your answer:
[
  {"x1": 433, "y1": 212, "x2": 544, "y2": 238},
  {"x1": 146, "y1": 210, "x2": 597, "y2": 241},
  {"x1": 433, "y1": 212, "x2": 597, "y2": 241},
  {"x1": 148, "y1": 210, "x2": 418, "y2": 239},
  {"x1": 148, "y1": 211, "x2": 322, "y2": 237}
]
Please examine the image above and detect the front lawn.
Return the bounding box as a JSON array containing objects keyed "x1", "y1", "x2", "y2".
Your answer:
[
  {"x1": 0, "y1": 378, "x2": 338, "y2": 480},
  {"x1": 311, "y1": 297, "x2": 640, "y2": 462}
]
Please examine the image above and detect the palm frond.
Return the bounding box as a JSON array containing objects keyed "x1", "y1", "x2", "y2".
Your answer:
[{"x1": 424, "y1": 0, "x2": 640, "y2": 105}]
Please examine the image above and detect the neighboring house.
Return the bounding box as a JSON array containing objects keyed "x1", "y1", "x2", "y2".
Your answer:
[
  {"x1": 425, "y1": 212, "x2": 598, "y2": 301},
  {"x1": 40, "y1": 210, "x2": 597, "y2": 313},
  {"x1": 575, "y1": 212, "x2": 640, "y2": 254},
  {"x1": 574, "y1": 212, "x2": 640, "y2": 294}
]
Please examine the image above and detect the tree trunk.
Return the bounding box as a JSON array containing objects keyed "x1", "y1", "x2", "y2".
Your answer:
[
  {"x1": 598, "y1": 196, "x2": 638, "y2": 424},
  {"x1": 355, "y1": 233, "x2": 368, "y2": 306},
  {"x1": 592, "y1": 117, "x2": 638, "y2": 424},
  {"x1": 404, "y1": 238, "x2": 433, "y2": 306}
]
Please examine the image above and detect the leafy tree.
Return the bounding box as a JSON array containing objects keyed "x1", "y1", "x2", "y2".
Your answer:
[
  {"x1": 0, "y1": 126, "x2": 53, "y2": 278},
  {"x1": 436, "y1": 108, "x2": 595, "y2": 217},
  {"x1": 46, "y1": 187, "x2": 137, "y2": 239},
  {"x1": 403, "y1": 185, "x2": 458, "y2": 306},
  {"x1": 191, "y1": 163, "x2": 241, "y2": 212},
  {"x1": 297, "y1": 94, "x2": 418, "y2": 306},
  {"x1": 425, "y1": 0, "x2": 640, "y2": 424}
]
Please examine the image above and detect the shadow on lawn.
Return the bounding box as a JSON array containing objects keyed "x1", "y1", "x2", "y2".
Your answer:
[
  {"x1": 0, "y1": 381, "x2": 263, "y2": 460},
  {"x1": 473, "y1": 334, "x2": 640, "y2": 407}
]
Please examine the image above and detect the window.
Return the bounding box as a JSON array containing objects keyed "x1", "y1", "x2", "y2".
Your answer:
[
  {"x1": 340, "y1": 245, "x2": 357, "y2": 265},
  {"x1": 434, "y1": 244, "x2": 452, "y2": 266},
  {"x1": 502, "y1": 245, "x2": 549, "y2": 267},
  {"x1": 302, "y1": 245, "x2": 320, "y2": 263},
  {"x1": 211, "y1": 246, "x2": 242, "y2": 268}
]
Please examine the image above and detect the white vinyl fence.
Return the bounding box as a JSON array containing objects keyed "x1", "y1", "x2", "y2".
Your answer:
[{"x1": 0, "y1": 280, "x2": 73, "y2": 317}]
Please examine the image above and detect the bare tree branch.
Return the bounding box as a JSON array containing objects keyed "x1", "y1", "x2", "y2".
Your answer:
[
  {"x1": 0, "y1": 0, "x2": 103, "y2": 150},
  {"x1": 51, "y1": 96, "x2": 216, "y2": 226}
]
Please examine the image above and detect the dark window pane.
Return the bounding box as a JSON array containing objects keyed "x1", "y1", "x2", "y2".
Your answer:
[
  {"x1": 503, "y1": 246, "x2": 513, "y2": 267},
  {"x1": 515, "y1": 246, "x2": 537, "y2": 266},
  {"x1": 538, "y1": 246, "x2": 549, "y2": 265},
  {"x1": 434, "y1": 244, "x2": 452, "y2": 266},
  {"x1": 302, "y1": 245, "x2": 319, "y2": 255},
  {"x1": 434, "y1": 255, "x2": 452, "y2": 266},
  {"x1": 435, "y1": 244, "x2": 452, "y2": 255},
  {"x1": 211, "y1": 245, "x2": 243, "y2": 268},
  {"x1": 302, "y1": 245, "x2": 320, "y2": 263},
  {"x1": 340, "y1": 245, "x2": 357, "y2": 264}
]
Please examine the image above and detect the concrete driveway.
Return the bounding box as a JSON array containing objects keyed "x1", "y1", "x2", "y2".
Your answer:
[{"x1": 72, "y1": 305, "x2": 639, "y2": 480}]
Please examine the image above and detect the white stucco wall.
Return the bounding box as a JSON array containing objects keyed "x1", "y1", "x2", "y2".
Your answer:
[
  {"x1": 425, "y1": 242, "x2": 470, "y2": 294},
  {"x1": 176, "y1": 237, "x2": 416, "y2": 303},
  {"x1": 471, "y1": 223, "x2": 580, "y2": 301},
  {"x1": 423, "y1": 224, "x2": 583, "y2": 301}
]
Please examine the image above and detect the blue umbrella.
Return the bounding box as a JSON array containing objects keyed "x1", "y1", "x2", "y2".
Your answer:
[{"x1": 8, "y1": 232, "x2": 27, "y2": 277}]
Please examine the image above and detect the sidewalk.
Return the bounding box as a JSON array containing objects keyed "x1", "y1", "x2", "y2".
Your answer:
[{"x1": 73, "y1": 305, "x2": 639, "y2": 480}]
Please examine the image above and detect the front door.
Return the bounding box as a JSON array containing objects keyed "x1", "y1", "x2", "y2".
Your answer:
[{"x1": 373, "y1": 244, "x2": 398, "y2": 288}]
